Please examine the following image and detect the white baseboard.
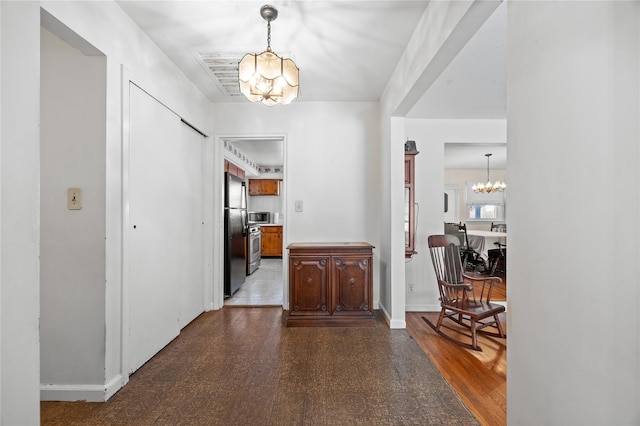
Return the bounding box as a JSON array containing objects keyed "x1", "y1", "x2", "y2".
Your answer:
[
  {"x1": 406, "y1": 304, "x2": 441, "y2": 312},
  {"x1": 105, "y1": 374, "x2": 124, "y2": 400},
  {"x1": 41, "y1": 374, "x2": 123, "y2": 402},
  {"x1": 378, "y1": 304, "x2": 406, "y2": 329},
  {"x1": 388, "y1": 317, "x2": 406, "y2": 329}
]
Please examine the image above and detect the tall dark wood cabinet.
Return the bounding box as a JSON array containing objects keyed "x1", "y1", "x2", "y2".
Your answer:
[
  {"x1": 287, "y1": 243, "x2": 375, "y2": 327},
  {"x1": 405, "y1": 152, "x2": 417, "y2": 258}
]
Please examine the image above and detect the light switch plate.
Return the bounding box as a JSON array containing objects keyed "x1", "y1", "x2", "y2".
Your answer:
[
  {"x1": 295, "y1": 200, "x2": 303, "y2": 212},
  {"x1": 67, "y1": 188, "x2": 82, "y2": 210}
]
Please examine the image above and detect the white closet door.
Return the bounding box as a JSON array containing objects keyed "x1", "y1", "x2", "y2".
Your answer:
[
  {"x1": 177, "y1": 122, "x2": 204, "y2": 328},
  {"x1": 128, "y1": 84, "x2": 182, "y2": 373}
]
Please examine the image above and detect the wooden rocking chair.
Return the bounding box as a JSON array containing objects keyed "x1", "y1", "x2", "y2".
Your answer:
[{"x1": 423, "y1": 234, "x2": 506, "y2": 351}]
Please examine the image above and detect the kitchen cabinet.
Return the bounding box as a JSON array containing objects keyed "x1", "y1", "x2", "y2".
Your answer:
[
  {"x1": 261, "y1": 225, "x2": 282, "y2": 257},
  {"x1": 286, "y1": 243, "x2": 375, "y2": 327},
  {"x1": 248, "y1": 178, "x2": 280, "y2": 196},
  {"x1": 224, "y1": 160, "x2": 245, "y2": 179}
]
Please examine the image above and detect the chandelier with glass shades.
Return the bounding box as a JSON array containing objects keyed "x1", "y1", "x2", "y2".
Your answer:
[
  {"x1": 472, "y1": 153, "x2": 506, "y2": 193},
  {"x1": 238, "y1": 4, "x2": 299, "y2": 106}
]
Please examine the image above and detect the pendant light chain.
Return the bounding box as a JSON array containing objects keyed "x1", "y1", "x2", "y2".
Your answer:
[
  {"x1": 486, "y1": 154, "x2": 491, "y2": 182},
  {"x1": 266, "y1": 20, "x2": 272, "y2": 51}
]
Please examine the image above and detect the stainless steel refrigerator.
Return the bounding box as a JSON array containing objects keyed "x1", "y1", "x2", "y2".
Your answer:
[{"x1": 224, "y1": 173, "x2": 247, "y2": 297}]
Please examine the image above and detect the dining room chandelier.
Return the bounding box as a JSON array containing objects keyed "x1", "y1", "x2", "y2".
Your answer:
[
  {"x1": 238, "y1": 4, "x2": 299, "y2": 106},
  {"x1": 472, "y1": 153, "x2": 506, "y2": 193}
]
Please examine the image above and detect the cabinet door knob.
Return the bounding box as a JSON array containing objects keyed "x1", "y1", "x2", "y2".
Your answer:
[
  {"x1": 335, "y1": 305, "x2": 342, "y2": 311},
  {"x1": 349, "y1": 277, "x2": 355, "y2": 285},
  {"x1": 321, "y1": 305, "x2": 327, "y2": 311},
  {"x1": 306, "y1": 277, "x2": 313, "y2": 284}
]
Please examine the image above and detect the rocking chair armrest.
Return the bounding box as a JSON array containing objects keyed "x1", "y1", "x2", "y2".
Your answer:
[
  {"x1": 440, "y1": 281, "x2": 474, "y2": 292},
  {"x1": 462, "y1": 273, "x2": 502, "y2": 286},
  {"x1": 461, "y1": 274, "x2": 502, "y2": 302}
]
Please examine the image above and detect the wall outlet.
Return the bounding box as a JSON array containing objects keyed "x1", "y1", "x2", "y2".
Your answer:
[{"x1": 409, "y1": 284, "x2": 414, "y2": 292}]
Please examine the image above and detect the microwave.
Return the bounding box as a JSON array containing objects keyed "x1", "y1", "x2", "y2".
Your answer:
[{"x1": 248, "y1": 211, "x2": 271, "y2": 224}]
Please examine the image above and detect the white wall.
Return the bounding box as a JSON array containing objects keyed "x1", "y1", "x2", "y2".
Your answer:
[
  {"x1": 40, "y1": 26, "x2": 107, "y2": 394},
  {"x1": 507, "y1": 2, "x2": 640, "y2": 423},
  {"x1": 0, "y1": 2, "x2": 41, "y2": 423},
  {"x1": 212, "y1": 102, "x2": 381, "y2": 309},
  {"x1": 39, "y1": 0, "x2": 213, "y2": 402},
  {"x1": 403, "y1": 119, "x2": 506, "y2": 312}
]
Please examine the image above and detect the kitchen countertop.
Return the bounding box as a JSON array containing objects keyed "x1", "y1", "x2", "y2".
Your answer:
[{"x1": 259, "y1": 223, "x2": 282, "y2": 227}]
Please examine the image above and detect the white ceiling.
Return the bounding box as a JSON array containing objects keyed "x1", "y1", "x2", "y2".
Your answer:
[
  {"x1": 224, "y1": 137, "x2": 284, "y2": 167},
  {"x1": 445, "y1": 143, "x2": 505, "y2": 169},
  {"x1": 116, "y1": 0, "x2": 507, "y2": 168},
  {"x1": 406, "y1": 1, "x2": 506, "y2": 120}
]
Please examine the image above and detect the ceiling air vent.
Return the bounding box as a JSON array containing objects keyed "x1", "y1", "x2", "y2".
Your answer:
[{"x1": 194, "y1": 51, "x2": 246, "y2": 97}]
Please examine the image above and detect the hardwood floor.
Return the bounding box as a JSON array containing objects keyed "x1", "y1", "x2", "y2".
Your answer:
[{"x1": 405, "y1": 274, "x2": 507, "y2": 426}]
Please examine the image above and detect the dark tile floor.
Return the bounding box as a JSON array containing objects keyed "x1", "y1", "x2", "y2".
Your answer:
[{"x1": 42, "y1": 308, "x2": 479, "y2": 425}]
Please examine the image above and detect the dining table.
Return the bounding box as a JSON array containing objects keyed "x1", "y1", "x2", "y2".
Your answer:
[{"x1": 466, "y1": 230, "x2": 507, "y2": 260}]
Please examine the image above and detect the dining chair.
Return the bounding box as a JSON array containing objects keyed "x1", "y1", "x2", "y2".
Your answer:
[
  {"x1": 424, "y1": 234, "x2": 506, "y2": 351},
  {"x1": 444, "y1": 222, "x2": 465, "y2": 245},
  {"x1": 490, "y1": 222, "x2": 506, "y2": 232},
  {"x1": 488, "y1": 222, "x2": 507, "y2": 276},
  {"x1": 453, "y1": 223, "x2": 488, "y2": 274}
]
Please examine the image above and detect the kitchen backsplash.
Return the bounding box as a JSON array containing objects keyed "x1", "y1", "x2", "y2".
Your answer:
[{"x1": 248, "y1": 194, "x2": 283, "y2": 223}]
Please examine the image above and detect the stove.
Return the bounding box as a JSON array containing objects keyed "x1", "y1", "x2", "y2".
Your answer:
[{"x1": 247, "y1": 224, "x2": 261, "y2": 275}]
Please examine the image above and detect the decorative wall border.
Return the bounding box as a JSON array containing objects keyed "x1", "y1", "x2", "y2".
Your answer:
[{"x1": 223, "y1": 139, "x2": 283, "y2": 172}]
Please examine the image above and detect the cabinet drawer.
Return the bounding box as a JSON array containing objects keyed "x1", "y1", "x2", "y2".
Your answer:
[{"x1": 261, "y1": 226, "x2": 281, "y2": 233}]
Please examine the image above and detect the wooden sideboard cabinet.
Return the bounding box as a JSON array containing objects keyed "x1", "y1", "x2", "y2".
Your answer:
[
  {"x1": 248, "y1": 179, "x2": 280, "y2": 196},
  {"x1": 286, "y1": 242, "x2": 375, "y2": 327},
  {"x1": 261, "y1": 225, "x2": 282, "y2": 257}
]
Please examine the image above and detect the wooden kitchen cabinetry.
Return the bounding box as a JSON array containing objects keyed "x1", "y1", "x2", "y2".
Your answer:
[
  {"x1": 286, "y1": 243, "x2": 375, "y2": 327},
  {"x1": 261, "y1": 225, "x2": 283, "y2": 257},
  {"x1": 224, "y1": 160, "x2": 245, "y2": 179},
  {"x1": 248, "y1": 179, "x2": 280, "y2": 196}
]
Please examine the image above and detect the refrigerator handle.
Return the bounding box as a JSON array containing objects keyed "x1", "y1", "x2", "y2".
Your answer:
[
  {"x1": 241, "y1": 183, "x2": 247, "y2": 210},
  {"x1": 241, "y1": 210, "x2": 248, "y2": 236}
]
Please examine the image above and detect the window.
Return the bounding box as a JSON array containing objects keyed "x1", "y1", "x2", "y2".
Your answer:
[
  {"x1": 465, "y1": 183, "x2": 506, "y2": 222},
  {"x1": 467, "y1": 204, "x2": 504, "y2": 220}
]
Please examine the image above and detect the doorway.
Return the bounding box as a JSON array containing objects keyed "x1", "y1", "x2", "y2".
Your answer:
[{"x1": 220, "y1": 136, "x2": 286, "y2": 307}]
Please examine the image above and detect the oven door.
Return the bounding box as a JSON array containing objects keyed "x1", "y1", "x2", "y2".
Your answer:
[{"x1": 247, "y1": 228, "x2": 261, "y2": 275}]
